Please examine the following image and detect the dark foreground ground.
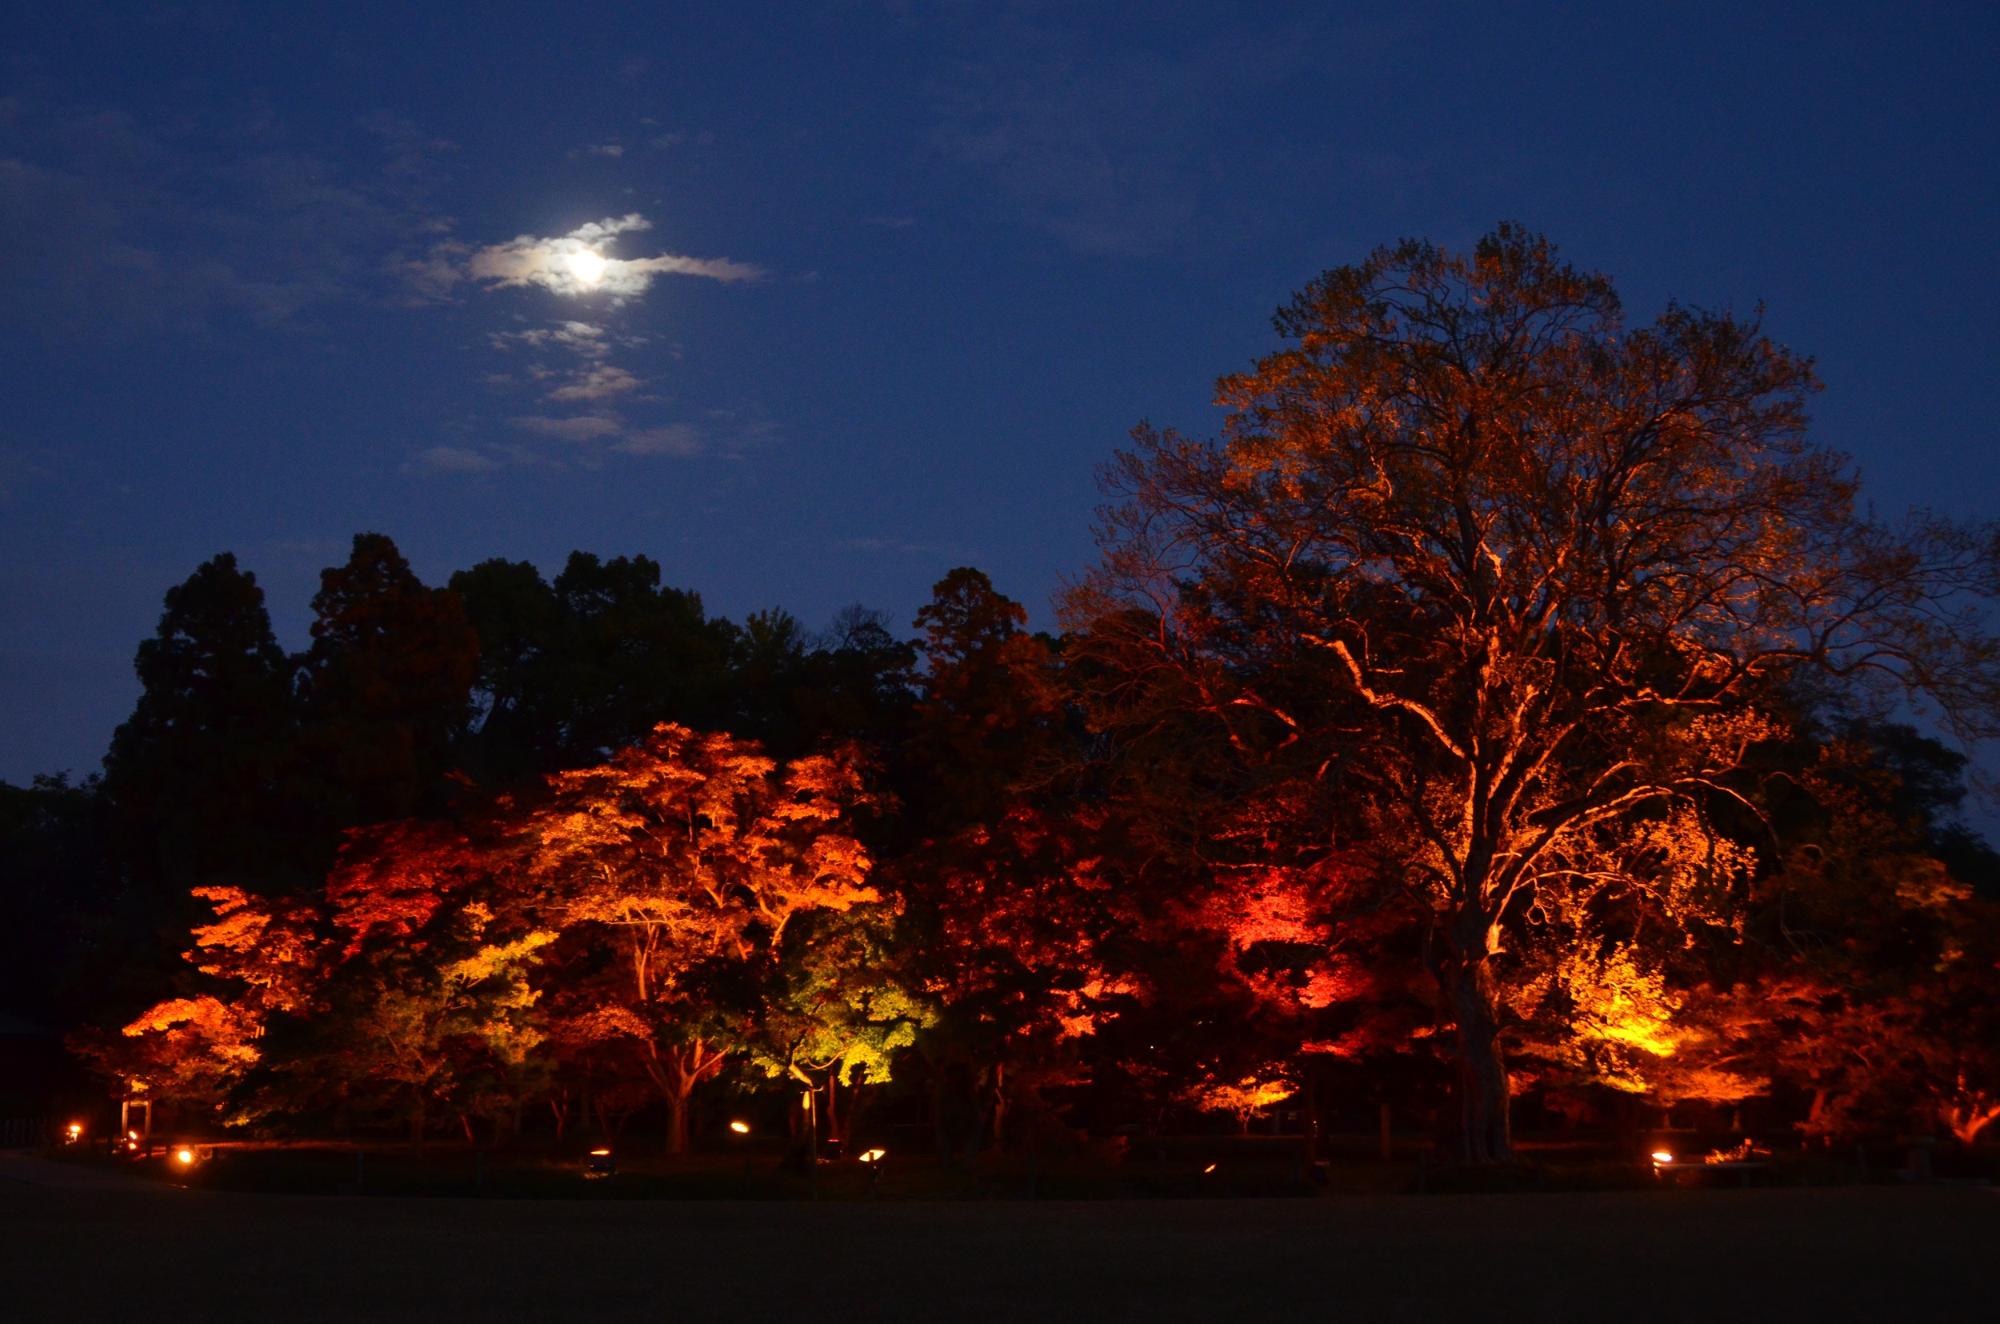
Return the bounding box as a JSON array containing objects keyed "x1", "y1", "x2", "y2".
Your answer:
[{"x1": 3, "y1": 1156, "x2": 1993, "y2": 1322}]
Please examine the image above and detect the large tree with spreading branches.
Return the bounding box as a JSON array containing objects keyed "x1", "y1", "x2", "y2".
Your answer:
[{"x1": 1066, "y1": 225, "x2": 2000, "y2": 1161}]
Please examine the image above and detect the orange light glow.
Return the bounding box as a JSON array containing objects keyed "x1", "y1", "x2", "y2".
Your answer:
[
  {"x1": 174, "y1": 1147, "x2": 195, "y2": 1165},
  {"x1": 857, "y1": 1148, "x2": 886, "y2": 1164},
  {"x1": 1650, "y1": 1150, "x2": 1674, "y2": 1165},
  {"x1": 66, "y1": 1122, "x2": 82, "y2": 1140},
  {"x1": 1203, "y1": 1163, "x2": 1218, "y2": 1174},
  {"x1": 729, "y1": 1121, "x2": 750, "y2": 1135},
  {"x1": 589, "y1": 1148, "x2": 612, "y2": 1156}
]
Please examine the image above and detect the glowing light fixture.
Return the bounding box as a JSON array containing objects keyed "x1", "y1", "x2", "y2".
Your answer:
[
  {"x1": 174, "y1": 1147, "x2": 196, "y2": 1166},
  {"x1": 589, "y1": 1148, "x2": 612, "y2": 1157},
  {"x1": 65, "y1": 1122, "x2": 83, "y2": 1142},
  {"x1": 1203, "y1": 1163, "x2": 1218, "y2": 1175},
  {"x1": 857, "y1": 1148, "x2": 887, "y2": 1164},
  {"x1": 729, "y1": 1121, "x2": 751, "y2": 1135},
  {"x1": 1650, "y1": 1150, "x2": 1674, "y2": 1165}
]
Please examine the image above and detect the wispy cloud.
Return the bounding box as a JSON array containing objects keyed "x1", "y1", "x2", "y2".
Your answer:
[
  {"x1": 546, "y1": 364, "x2": 642, "y2": 402},
  {"x1": 0, "y1": 93, "x2": 463, "y2": 334},
  {"x1": 647, "y1": 129, "x2": 715, "y2": 151},
  {"x1": 416, "y1": 406, "x2": 775, "y2": 474},
  {"x1": 466, "y1": 213, "x2": 760, "y2": 300},
  {"x1": 406, "y1": 445, "x2": 501, "y2": 474},
  {"x1": 508, "y1": 414, "x2": 623, "y2": 442},
  {"x1": 614, "y1": 424, "x2": 704, "y2": 457},
  {"x1": 489, "y1": 320, "x2": 612, "y2": 358}
]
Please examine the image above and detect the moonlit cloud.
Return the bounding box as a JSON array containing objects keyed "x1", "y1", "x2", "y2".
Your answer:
[
  {"x1": 467, "y1": 213, "x2": 761, "y2": 299},
  {"x1": 546, "y1": 364, "x2": 641, "y2": 402},
  {"x1": 508, "y1": 414, "x2": 622, "y2": 441},
  {"x1": 490, "y1": 320, "x2": 611, "y2": 357},
  {"x1": 614, "y1": 424, "x2": 705, "y2": 457},
  {"x1": 416, "y1": 209, "x2": 767, "y2": 477}
]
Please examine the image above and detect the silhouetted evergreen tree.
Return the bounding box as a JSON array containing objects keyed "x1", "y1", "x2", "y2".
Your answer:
[
  {"x1": 297, "y1": 533, "x2": 479, "y2": 833},
  {"x1": 103, "y1": 552, "x2": 304, "y2": 899}
]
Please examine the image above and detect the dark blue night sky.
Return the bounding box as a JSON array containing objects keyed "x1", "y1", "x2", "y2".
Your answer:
[{"x1": 3, "y1": 1, "x2": 1995, "y2": 784}]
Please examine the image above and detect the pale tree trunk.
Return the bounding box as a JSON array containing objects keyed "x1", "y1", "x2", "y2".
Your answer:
[
  {"x1": 1943, "y1": 1096, "x2": 2000, "y2": 1146},
  {"x1": 649, "y1": 1037, "x2": 725, "y2": 1156}
]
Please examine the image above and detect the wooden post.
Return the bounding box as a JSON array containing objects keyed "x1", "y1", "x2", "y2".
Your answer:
[
  {"x1": 1299, "y1": 1073, "x2": 1320, "y2": 1180},
  {"x1": 120, "y1": 1097, "x2": 153, "y2": 1144}
]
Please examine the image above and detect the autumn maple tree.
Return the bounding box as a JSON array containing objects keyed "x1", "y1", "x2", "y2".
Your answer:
[
  {"x1": 516, "y1": 722, "x2": 881, "y2": 1153},
  {"x1": 1067, "y1": 225, "x2": 2000, "y2": 1161}
]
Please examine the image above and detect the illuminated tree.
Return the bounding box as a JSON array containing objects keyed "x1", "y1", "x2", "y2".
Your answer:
[
  {"x1": 741, "y1": 905, "x2": 933, "y2": 1153},
  {"x1": 518, "y1": 723, "x2": 879, "y2": 1153},
  {"x1": 892, "y1": 804, "x2": 1122, "y2": 1153},
  {"x1": 104, "y1": 884, "x2": 323, "y2": 1123},
  {"x1": 1185, "y1": 1072, "x2": 1295, "y2": 1133},
  {"x1": 311, "y1": 908, "x2": 554, "y2": 1145},
  {"x1": 1733, "y1": 729, "x2": 2000, "y2": 1145},
  {"x1": 1068, "y1": 226, "x2": 2000, "y2": 1160},
  {"x1": 890, "y1": 570, "x2": 1102, "y2": 1150}
]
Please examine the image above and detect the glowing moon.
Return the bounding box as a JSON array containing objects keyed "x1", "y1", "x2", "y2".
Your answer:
[{"x1": 564, "y1": 248, "x2": 608, "y2": 288}]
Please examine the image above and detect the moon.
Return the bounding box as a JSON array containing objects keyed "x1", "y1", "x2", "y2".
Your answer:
[{"x1": 564, "y1": 248, "x2": 608, "y2": 288}]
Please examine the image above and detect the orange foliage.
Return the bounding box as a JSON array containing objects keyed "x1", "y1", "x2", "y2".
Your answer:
[{"x1": 326, "y1": 819, "x2": 491, "y2": 957}]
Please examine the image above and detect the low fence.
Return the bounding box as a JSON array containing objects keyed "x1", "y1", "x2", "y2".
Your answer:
[{"x1": 0, "y1": 1116, "x2": 53, "y2": 1147}]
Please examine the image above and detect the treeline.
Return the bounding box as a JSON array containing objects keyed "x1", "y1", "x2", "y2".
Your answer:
[
  {"x1": 3, "y1": 539, "x2": 945, "y2": 1024},
  {"x1": 9, "y1": 227, "x2": 2000, "y2": 1162}
]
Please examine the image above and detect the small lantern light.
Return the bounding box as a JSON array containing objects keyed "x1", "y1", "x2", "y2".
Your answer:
[{"x1": 584, "y1": 1147, "x2": 616, "y2": 1179}]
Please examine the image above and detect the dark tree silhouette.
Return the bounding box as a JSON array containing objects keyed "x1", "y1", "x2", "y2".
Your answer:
[
  {"x1": 298, "y1": 533, "x2": 480, "y2": 831},
  {"x1": 104, "y1": 553, "x2": 303, "y2": 899}
]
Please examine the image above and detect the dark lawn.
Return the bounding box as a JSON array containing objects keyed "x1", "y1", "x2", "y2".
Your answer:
[{"x1": 2, "y1": 1160, "x2": 1993, "y2": 1322}]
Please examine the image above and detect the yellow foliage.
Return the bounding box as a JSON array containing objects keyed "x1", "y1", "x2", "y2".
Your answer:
[
  {"x1": 1189, "y1": 1074, "x2": 1295, "y2": 1119},
  {"x1": 1511, "y1": 942, "x2": 1682, "y2": 1093}
]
